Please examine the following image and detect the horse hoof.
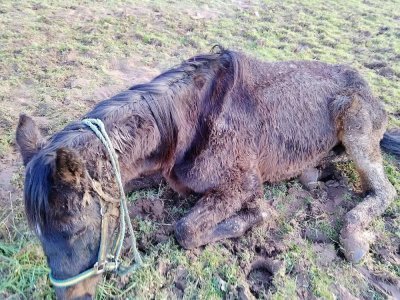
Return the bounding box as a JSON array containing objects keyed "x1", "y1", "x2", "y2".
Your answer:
[
  {"x1": 340, "y1": 228, "x2": 371, "y2": 264},
  {"x1": 299, "y1": 167, "x2": 320, "y2": 190},
  {"x1": 175, "y1": 219, "x2": 197, "y2": 250}
]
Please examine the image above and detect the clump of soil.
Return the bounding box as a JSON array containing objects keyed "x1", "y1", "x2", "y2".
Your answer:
[
  {"x1": 125, "y1": 160, "x2": 399, "y2": 299},
  {"x1": 127, "y1": 187, "x2": 198, "y2": 250},
  {"x1": 364, "y1": 61, "x2": 398, "y2": 79},
  {"x1": 173, "y1": 265, "x2": 189, "y2": 298},
  {"x1": 129, "y1": 198, "x2": 164, "y2": 221}
]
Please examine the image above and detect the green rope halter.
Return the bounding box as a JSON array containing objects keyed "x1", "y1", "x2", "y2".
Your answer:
[{"x1": 49, "y1": 118, "x2": 142, "y2": 287}]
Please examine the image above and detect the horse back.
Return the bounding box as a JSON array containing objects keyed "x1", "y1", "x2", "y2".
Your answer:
[{"x1": 225, "y1": 58, "x2": 379, "y2": 182}]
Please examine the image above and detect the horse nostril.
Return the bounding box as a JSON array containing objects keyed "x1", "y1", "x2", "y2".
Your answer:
[
  {"x1": 67, "y1": 292, "x2": 93, "y2": 300},
  {"x1": 76, "y1": 293, "x2": 93, "y2": 300},
  {"x1": 55, "y1": 285, "x2": 95, "y2": 300}
]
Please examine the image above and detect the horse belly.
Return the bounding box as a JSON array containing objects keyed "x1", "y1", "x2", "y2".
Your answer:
[
  {"x1": 258, "y1": 104, "x2": 339, "y2": 182},
  {"x1": 259, "y1": 142, "x2": 336, "y2": 183}
]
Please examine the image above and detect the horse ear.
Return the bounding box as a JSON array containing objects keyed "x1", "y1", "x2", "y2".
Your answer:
[
  {"x1": 55, "y1": 148, "x2": 85, "y2": 185},
  {"x1": 16, "y1": 114, "x2": 44, "y2": 166}
]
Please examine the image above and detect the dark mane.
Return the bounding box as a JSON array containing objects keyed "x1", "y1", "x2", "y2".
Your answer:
[{"x1": 24, "y1": 47, "x2": 241, "y2": 227}]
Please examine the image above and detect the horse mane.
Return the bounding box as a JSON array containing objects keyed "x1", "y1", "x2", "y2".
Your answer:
[{"x1": 24, "y1": 46, "x2": 243, "y2": 227}]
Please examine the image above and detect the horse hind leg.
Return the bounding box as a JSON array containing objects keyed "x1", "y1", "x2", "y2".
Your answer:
[{"x1": 339, "y1": 97, "x2": 396, "y2": 263}]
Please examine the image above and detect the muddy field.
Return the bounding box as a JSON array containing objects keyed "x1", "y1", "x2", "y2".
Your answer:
[{"x1": 0, "y1": 0, "x2": 399, "y2": 299}]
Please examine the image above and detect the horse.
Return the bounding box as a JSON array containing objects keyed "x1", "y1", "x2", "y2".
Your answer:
[{"x1": 16, "y1": 48, "x2": 399, "y2": 299}]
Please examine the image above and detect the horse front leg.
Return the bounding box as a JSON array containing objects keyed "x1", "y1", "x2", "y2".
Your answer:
[{"x1": 175, "y1": 171, "x2": 266, "y2": 249}]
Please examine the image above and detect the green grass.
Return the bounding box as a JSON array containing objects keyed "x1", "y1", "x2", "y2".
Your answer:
[
  {"x1": 0, "y1": 198, "x2": 53, "y2": 298},
  {"x1": 0, "y1": 240, "x2": 52, "y2": 299},
  {"x1": 95, "y1": 241, "x2": 243, "y2": 299},
  {"x1": 0, "y1": 0, "x2": 399, "y2": 298}
]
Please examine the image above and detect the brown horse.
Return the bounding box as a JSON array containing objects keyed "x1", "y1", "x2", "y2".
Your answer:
[{"x1": 16, "y1": 48, "x2": 399, "y2": 299}]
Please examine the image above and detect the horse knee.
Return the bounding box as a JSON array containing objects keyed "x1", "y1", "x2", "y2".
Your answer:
[
  {"x1": 174, "y1": 218, "x2": 199, "y2": 249},
  {"x1": 370, "y1": 181, "x2": 396, "y2": 206},
  {"x1": 384, "y1": 182, "x2": 396, "y2": 200}
]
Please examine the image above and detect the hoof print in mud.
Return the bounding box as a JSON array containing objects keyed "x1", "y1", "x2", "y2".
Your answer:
[{"x1": 247, "y1": 258, "x2": 277, "y2": 298}]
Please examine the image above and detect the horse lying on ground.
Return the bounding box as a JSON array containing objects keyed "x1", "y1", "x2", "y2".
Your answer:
[{"x1": 16, "y1": 48, "x2": 399, "y2": 299}]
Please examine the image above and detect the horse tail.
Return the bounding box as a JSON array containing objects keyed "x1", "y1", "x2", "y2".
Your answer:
[{"x1": 381, "y1": 128, "x2": 400, "y2": 159}]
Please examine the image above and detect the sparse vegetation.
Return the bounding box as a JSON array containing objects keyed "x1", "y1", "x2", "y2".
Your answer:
[{"x1": 0, "y1": 0, "x2": 399, "y2": 299}]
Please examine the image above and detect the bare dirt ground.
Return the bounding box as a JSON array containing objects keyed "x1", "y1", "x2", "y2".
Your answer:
[{"x1": 126, "y1": 162, "x2": 400, "y2": 299}]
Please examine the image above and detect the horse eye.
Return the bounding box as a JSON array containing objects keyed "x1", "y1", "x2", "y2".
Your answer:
[{"x1": 74, "y1": 227, "x2": 86, "y2": 237}]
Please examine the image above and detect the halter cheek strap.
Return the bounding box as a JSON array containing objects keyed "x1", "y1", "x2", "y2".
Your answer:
[{"x1": 49, "y1": 118, "x2": 142, "y2": 288}]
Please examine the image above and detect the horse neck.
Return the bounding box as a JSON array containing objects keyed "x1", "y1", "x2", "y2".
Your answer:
[{"x1": 99, "y1": 80, "x2": 202, "y2": 187}]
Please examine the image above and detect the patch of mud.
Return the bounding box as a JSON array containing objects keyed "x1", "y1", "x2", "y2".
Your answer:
[
  {"x1": 373, "y1": 243, "x2": 400, "y2": 267},
  {"x1": 232, "y1": 0, "x2": 262, "y2": 15},
  {"x1": 253, "y1": 239, "x2": 286, "y2": 258},
  {"x1": 247, "y1": 259, "x2": 274, "y2": 297},
  {"x1": 127, "y1": 188, "x2": 197, "y2": 250},
  {"x1": 128, "y1": 197, "x2": 172, "y2": 249},
  {"x1": 0, "y1": 153, "x2": 23, "y2": 204},
  {"x1": 304, "y1": 227, "x2": 330, "y2": 243},
  {"x1": 364, "y1": 61, "x2": 398, "y2": 79},
  {"x1": 129, "y1": 198, "x2": 164, "y2": 221},
  {"x1": 390, "y1": 111, "x2": 400, "y2": 120},
  {"x1": 248, "y1": 256, "x2": 283, "y2": 276},
  {"x1": 364, "y1": 61, "x2": 388, "y2": 70},
  {"x1": 358, "y1": 267, "x2": 400, "y2": 299},
  {"x1": 0, "y1": 164, "x2": 18, "y2": 192},
  {"x1": 312, "y1": 244, "x2": 338, "y2": 266},
  {"x1": 173, "y1": 265, "x2": 188, "y2": 298},
  {"x1": 283, "y1": 187, "x2": 312, "y2": 215},
  {"x1": 117, "y1": 158, "x2": 397, "y2": 299},
  {"x1": 325, "y1": 182, "x2": 352, "y2": 211},
  {"x1": 12, "y1": 87, "x2": 35, "y2": 111},
  {"x1": 377, "y1": 67, "x2": 397, "y2": 78},
  {"x1": 0, "y1": 152, "x2": 25, "y2": 241},
  {"x1": 293, "y1": 42, "x2": 311, "y2": 53},
  {"x1": 332, "y1": 285, "x2": 359, "y2": 300}
]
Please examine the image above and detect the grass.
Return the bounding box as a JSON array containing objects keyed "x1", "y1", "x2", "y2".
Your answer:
[
  {"x1": 0, "y1": 0, "x2": 399, "y2": 299},
  {"x1": 96, "y1": 241, "x2": 243, "y2": 299},
  {"x1": 0, "y1": 196, "x2": 53, "y2": 298}
]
